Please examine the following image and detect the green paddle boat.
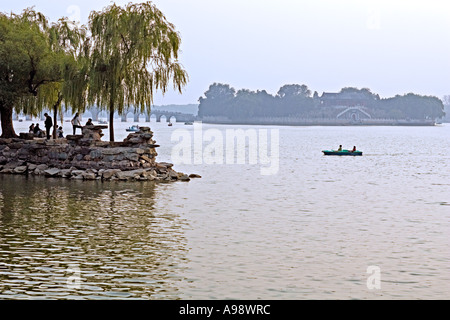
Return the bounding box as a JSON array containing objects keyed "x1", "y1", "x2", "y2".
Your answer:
[{"x1": 322, "y1": 149, "x2": 363, "y2": 156}]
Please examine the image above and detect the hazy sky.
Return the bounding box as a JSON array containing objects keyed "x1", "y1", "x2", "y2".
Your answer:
[{"x1": 2, "y1": 0, "x2": 449, "y2": 104}]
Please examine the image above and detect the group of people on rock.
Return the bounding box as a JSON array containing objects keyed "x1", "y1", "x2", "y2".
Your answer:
[
  {"x1": 28, "y1": 113, "x2": 63, "y2": 140},
  {"x1": 28, "y1": 113, "x2": 93, "y2": 140}
]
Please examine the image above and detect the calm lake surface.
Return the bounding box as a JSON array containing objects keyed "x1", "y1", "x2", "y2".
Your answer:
[{"x1": 1, "y1": 120, "x2": 449, "y2": 299}]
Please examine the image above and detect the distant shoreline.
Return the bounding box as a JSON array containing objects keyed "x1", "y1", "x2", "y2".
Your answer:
[
  {"x1": 200, "y1": 117, "x2": 438, "y2": 127},
  {"x1": 13, "y1": 117, "x2": 447, "y2": 127}
]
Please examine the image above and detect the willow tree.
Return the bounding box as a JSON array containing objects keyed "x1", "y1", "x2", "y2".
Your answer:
[
  {"x1": 88, "y1": 1, "x2": 188, "y2": 141},
  {"x1": 0, "y1": 9, "x2": 49, "y2": 138},
  {"x1": 0, "y1": 8, "x2": 88, "y2": 138},
  {"x1": 23, "y1": 24, "x2": 89, "y2": 138},
  {"x1": 42, "y1": 19, "x2": 89, "y2": 138}
]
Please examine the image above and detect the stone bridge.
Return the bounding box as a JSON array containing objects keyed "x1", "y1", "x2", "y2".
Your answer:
[
  {"x1": 336, "y1": 106, "x2": 372, "y2": 120},
  {"x1": 13, "y1": 108, "x2": 198, "y2": 123},
  {"x1": 88, "y1": 108, "x2": 197, "y2": 123}
]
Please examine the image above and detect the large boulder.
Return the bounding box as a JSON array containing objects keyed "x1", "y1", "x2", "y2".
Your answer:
[
  {"x1": 115, "y1": 169, "x2": 144, "y2": 181},
  {"x1": 44, "y1": 168, "x2": 61, "y2": 177},
  {"x1": 82, "y1": 171, "x2": 97, "y2": 180},
  {"x1": 58, "y1": 169, "x2": 72, "y2": 178},
  {"x1": 71, "y1": 170, "x2": 85, "y2": 177},
  {"x1": 33, "y1": 164, "x2": 48, "y2": 175},
  {"x1": 36, "y1": 164, "x2": 48, "y2": 171},
  {"x1": 13, "y1": 166, "x2": 28, "y2": 174},
  {"x1": 102, "y1": 169, "x2": 121, "y2": 180},
  {"x1": 178, "y1": 174, "x2": 190, "y2": 182}
]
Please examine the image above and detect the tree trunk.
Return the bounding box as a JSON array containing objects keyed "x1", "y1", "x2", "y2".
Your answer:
[
  {"x1": 108, "y1": 84, "x2": 116, "y2": 142},
  {"x1": 0, "y1": 105, "x2": 18, "y2": 138},
  {"x1": 53, "y1": 104, "x2": 58, "y2": 139},
  {"x1": 109, "y1": 108, "x2": 115, "y2": 142}
]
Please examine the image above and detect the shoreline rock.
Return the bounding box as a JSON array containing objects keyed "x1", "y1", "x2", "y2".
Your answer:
[{"x1": 0, "y1": 126, "x2": 200, "y2": 183}]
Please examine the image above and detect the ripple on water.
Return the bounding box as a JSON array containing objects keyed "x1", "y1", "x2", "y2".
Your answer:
[
  {"x1": 1, "y1": 125, "x2": 450, "y2": 299},
  {"x1": 0, "y1": 175, "x2": 188, "y2": 300}
]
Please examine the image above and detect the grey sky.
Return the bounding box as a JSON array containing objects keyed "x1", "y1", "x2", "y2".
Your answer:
[{"x1": 2, "y1": 0, "x2": 449, "y2": 104}]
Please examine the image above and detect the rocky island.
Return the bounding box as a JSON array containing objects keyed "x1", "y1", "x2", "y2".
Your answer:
[{"x1": 0, "y1": 125, "x2": 200, "y2": 182}]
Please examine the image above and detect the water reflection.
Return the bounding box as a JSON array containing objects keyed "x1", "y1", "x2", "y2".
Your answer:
[{"x1": 0, "y1": 175, "x2": 188, "y2": 299}]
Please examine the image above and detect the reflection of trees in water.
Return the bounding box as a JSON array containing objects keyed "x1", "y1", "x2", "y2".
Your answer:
[{"x1": 0, "y1": 175, "x2": 188, "y2": 299}]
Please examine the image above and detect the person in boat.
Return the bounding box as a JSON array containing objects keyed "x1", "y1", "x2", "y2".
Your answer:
[
  {"x1": 351, "y1": 146, "x2": 356, "y2": 152},
  {"x1": 85, "y1": 118, "x2": 93, "y2": 126},
  {"x1": 337, "y1": 145, "x2": 343, "y2": 151}
]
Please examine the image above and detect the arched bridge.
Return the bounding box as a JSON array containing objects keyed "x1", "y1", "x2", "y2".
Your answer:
[
  {"x1": 13, "y1": 107, "x2": 198, "y2": 123},
  {"x1": 87, "y1": 108, "x2": 197, "y2": 123}
]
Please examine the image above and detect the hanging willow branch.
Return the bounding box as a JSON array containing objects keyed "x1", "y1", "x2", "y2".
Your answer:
[
  {"x1": 1, "y1": 7, "x2": 89, "y2": 138},
  {"x1": 87, "y1": 1, "x2": 188, "y2": 141},
  {"x1": 19, "y1": 16, "x2": 89, "y2": 122}
]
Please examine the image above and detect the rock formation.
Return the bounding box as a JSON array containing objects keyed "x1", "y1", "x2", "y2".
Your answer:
[{"x1": 0, "y1": 125, "x2": 201, "y2": 182}]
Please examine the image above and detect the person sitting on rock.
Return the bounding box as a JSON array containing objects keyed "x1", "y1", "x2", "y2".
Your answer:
[
  {"x1": 33, "y1": 124, "x2": 44, "y2": 138},
  {"x1": 29, "y1": 123, "x2": 35, "y2": 133},
  {"x1": 56, "y1": 126, "x2": 64, "y2": 138},
  {"x1": 85, "y1": 118, "x2": 93, "y2": 126}
]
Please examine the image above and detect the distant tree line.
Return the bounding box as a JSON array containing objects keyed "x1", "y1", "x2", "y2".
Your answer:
[{"x1": 198, "y1": 83, "x2": 445, "y2": 120}]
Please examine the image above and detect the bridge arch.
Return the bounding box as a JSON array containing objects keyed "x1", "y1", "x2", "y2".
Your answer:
[
  {"x1": 336, "y1": 106, "x2": 372, "y2": 120},
  {"x1": 148, "y1": 114, "x2": 156, "y2": 122},
  {"x1": 121, "y1": 111, "x2": 135, "y2": 122},
  {"x1": 133, "y1": 113, "x2": 147, "y2": 122}
]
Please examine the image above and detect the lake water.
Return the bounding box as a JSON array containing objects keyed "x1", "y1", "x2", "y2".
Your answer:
[{"x1": 0, "y1": 120, "x2": 449, "y2": 299}]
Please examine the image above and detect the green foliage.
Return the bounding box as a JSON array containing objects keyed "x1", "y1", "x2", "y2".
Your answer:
[
  {"x1": 198, "y1": 83, "x2": 235, "y2": 118},
  {"x1": 199, "y1": 83, "x2": 444, "y2": 120},
  {"x1": 377, "y1": 93, "x2": 444, "y2": 119},
  {"x1": 199, "y1": 83, "x2": 315, "y2": 120},
  {"x1": 340, "y1": 87, "x2": 380, "y2": 100},
  {"x1": 1, "y1": 2, "x2": 188, "y2": 139},
  {"x1": 277, "y1": 84, "x2": 311, "y2": 98},
  {"x1": 87, "y1": 1, "x2": 188, "y2": 141},
  {"x1": 0, "y1": 7, "x2": 88, "y2": 137}
]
